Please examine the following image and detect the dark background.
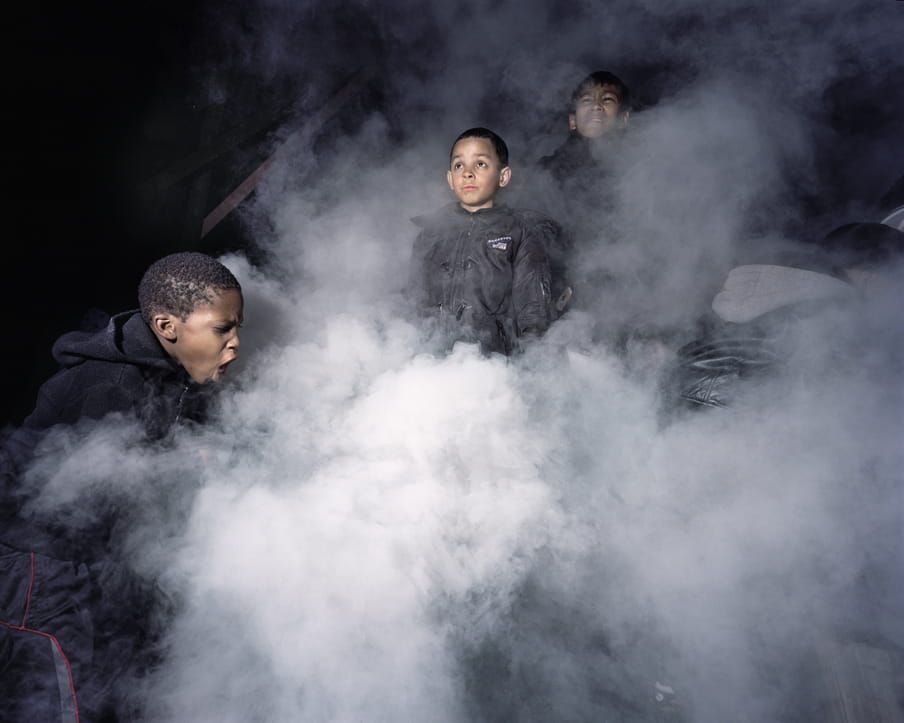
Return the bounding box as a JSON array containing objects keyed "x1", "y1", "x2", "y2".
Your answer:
[
  {"x1": 3, "y1": 3, "x2": 319, "y2": 425},
  {"x1": 3, "y1": 2, "x2": 901, "y2": 428},
  {"x1": 5, "y1": 4, "x2": 206, "y2": 424}
]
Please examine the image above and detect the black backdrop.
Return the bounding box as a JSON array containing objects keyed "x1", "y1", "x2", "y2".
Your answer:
[{"x1": 3, "y1": 2, "x2": 901, "y2": 428}]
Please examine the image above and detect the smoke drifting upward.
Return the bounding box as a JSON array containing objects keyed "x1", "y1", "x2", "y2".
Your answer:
[{"x1": 20, "y1": 0, "x2": 903, "y2": 720}]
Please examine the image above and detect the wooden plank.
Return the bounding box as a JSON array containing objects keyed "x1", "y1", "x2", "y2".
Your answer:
[
  {"x1": 141, "y1": 101, "x2": 293, "y2": 196},
  {"x1": 200, "y1": 69, "x2": 373, "y2": 238},
  {"x1": 817, "y1": 639, "x2": 904, "y2": 722}
]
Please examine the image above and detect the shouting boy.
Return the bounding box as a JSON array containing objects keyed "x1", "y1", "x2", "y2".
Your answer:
[
  {"x1": 0, "y1": 251, "x2": 243, "y2": 722},
  {"x1": 408, "y1": 127, "x2": 553, "y2": 355},
  {"x1": 22, "y1": 251, "x2": 243, "y2": 437}
]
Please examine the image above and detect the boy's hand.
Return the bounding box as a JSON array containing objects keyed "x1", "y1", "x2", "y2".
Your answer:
[{"x1": 555, "y1": 286, "x2": 573, "y2": 313}]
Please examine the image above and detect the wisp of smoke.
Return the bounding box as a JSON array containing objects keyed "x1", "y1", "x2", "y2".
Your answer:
[{"x1": 18, "y1": 0, "x2": 904, "y2": 720}]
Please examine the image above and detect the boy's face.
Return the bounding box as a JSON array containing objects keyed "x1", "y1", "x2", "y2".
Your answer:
[
  {"x1": 569, "y1": 83, "x2": 628, "y2": 138},
  {"x1": 153, "y1": 287, "x2": 244, "y2": 384},
  {"x1": 446, "y1": 136, "x2": 511, "y2": 212}
]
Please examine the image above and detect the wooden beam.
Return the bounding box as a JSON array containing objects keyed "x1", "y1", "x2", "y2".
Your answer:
[
  {"x1": 816, "y1": 639, "x2": 904, "y2": 722},
  {"x1": 141, "y1": 101, "x2": 294, "y2": 196},
  {"x1": 200, "y1": 69, "x2": 373, "y2": 238}
]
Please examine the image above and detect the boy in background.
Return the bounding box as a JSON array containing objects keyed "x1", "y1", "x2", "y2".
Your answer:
[
  {"x1": 539, "y1": 70, "x2": 632, "y2": 189},
  {"x1": 513, "y1": 72, "x2": 633, "y2": 317},
  {"x1": 0, "y1": 251, "x2": 243, "y2": 722},
  {"x1": 408, "y1": 127, "x2": 553, "y2": 354}
]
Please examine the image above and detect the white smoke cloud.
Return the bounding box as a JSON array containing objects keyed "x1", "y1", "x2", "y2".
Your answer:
[{"x1": 15, "y1": 0, "x2": 904, "y2": 720}]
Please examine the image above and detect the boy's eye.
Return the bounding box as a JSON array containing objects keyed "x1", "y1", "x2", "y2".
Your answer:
[
  {"x1": 477, "y1": 161, "x2": 487, "y2": 168},
  {"x1": 453, "y1": 162, "x2": 463, "y2": 170}
]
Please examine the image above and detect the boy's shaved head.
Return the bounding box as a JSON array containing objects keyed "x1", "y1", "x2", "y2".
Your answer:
[
  {"x1": 451, "y1": 127, "x2": 509, "y2": 167},
  {"x1": 139, "y1": 252, "x2": 241, "y2": 323}
]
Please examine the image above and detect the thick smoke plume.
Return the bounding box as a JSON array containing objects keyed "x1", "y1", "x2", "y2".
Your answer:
[{"x1": 21, "y1": 0, "x2": 904, "y2": 720}]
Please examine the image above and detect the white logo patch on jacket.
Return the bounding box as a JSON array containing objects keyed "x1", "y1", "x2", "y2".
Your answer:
[{"x1": 486, "y1": 236, "x2": 512, "y2": 251}]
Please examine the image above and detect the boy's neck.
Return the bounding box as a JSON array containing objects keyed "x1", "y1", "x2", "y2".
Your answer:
[{"x1": 459, "y1": 201, "x2": 496, "y2": 213}]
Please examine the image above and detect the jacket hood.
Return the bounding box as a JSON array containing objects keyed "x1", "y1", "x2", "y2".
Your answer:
[{"x1": 52, "y1": 310, "x2": 179, "y2": 373}]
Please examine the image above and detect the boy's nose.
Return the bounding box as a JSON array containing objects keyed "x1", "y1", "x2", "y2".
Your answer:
[{"x1": 229, "y1": 331, "x2": 241, "y2": 350}]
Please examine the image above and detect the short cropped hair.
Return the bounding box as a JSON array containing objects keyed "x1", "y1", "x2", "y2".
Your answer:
[
  {"x1": 450, "y1": 127, "x2": 509, "y2": 167},
  {"x1": 570, "y1": 71, "x2": 632, "y2": 113},
  {"x1": 138, "y1": 252, "x2": 241, "y2": 323}
]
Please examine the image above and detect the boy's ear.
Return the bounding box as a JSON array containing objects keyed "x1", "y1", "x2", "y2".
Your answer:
[
  {"x1": 151, "y1": 312, "x2": 178, "y2": 342},
  {"x1": 620, "y1": 110, "x2": 631, "y2": 127},
  {"x1": 498, "y1": 166, "x2": 511, "y2": 188},
  {"x1": 568, "y1": 113, "x2": 577, "y2": 131},
  {"x1": 446, "y1": 169, "x2": 455, "y2": 192}
]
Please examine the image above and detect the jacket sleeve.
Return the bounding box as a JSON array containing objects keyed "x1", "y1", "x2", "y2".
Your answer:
[
  {"x1": 518, "y1": 209, "x2": 571, "y2": 303},
  {"x1": 406, "y1": 227, "x2": 434, "y2": 314},
  {"x1": 511, "y1": 220, "x2": 553, "y2": 336},
  {"x1": 23, "y1": 365, "x2": 136, "y2": 431}
]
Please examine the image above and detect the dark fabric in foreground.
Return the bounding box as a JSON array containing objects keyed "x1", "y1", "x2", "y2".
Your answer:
[{"x1": 0, "y1": 311, "x2": 213, "y2": 721}]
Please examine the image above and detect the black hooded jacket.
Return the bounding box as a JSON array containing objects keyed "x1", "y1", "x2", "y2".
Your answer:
[
  {"x1": 23, "y1": 309, "x2": 209, "y2": 439},
  {"x1": 512, "y1": 132, "x2": 626, "y2": 314},
  {"x1": 540, "y1": 132, "x2": 609, "y2": 181},
  {"x1": 1, "y1": 309, "x2": 211, "y2": 553},
  {"x1": 408, "y1": 203, "x2": 553, "y2": 354},
  {"x1": 538, "y1": 132, "x2": 623, "y2": 224},
  {"x1": 0, "y1": 311, "x2": 214, "y2": 721}
]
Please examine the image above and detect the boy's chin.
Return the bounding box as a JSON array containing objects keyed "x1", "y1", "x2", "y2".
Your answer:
[
  {"x1": 186, "y1": 367, "x2": 223, "y2": 385},
  {"x1": 457, "y1": 198, "x2": 494, "y2": 212}
]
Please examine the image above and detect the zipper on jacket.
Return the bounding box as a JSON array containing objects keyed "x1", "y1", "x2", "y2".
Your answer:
[
  {"x1": 448, "y1": 212, "x2": 476, "y2": 313},
  {"x1": 174, "y1": 383, "x2": 189, "y2": 424}
]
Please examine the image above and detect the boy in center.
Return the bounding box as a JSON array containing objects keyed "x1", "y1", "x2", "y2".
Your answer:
[{"x1": 408, "y1": 127, "x2": 553, "y2": 355}]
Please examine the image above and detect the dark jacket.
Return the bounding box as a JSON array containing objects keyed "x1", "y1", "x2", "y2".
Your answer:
[
  {"x1": 541, "y1": 132, "x2": 609, "y2": 179},
  {"x1": 525, "y1": 133, "x2": 626, "y2": 316},
  {"x1": 0, "y1": 310, "x2": 212, "y2": 722},
  {"x1": 2, "y1": 309, "x2": 211, "y2": 549},
  {"x1": 408, "y1": 203, "x2": 553, "y2": 354},
  {"x1": 2, "y1": 309, "x2": 210, "y2": 537},
  {"x1": 538, "y1": 132, "x2": 621, "y2": 214},
  {"x1": 23, "y1": 309, "x2": 209, "y2": 441}
]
